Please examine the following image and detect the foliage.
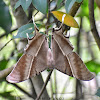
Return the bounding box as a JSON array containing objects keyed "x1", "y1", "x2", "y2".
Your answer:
[
  {"x1": 15, "y1": 0, "x2": 48, "y2": 14},
  {"x1": 85, "y1": 60, "x2": 100, "y2": 74},
  {"x1": 0, "y1": 0, "x2": 100, "y2": 99},
  {"x1": 52, "y1": 11, "x2": 79, "y2": 28},
  {"x1": 13, "y1": 23, "x2": 35, "y2": 39},
  {"x1": 0, "y1": 1, "x2": 12, "y2": 35},
  {"x1": 95, "y1": 88, "x2": 100, "y2": 97},
  {"x1": 65, "y1": 0, "x2": 82, "y2": 13}
]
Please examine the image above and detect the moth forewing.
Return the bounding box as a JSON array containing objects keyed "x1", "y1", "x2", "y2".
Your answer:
[
  {"x1": 51, "y1": 35, "x2": 73, "y2": 76},
  {"x1": 6, "y1": 30, "x2": 49, "y2": 83},
  {"x1": 67, "y1": 52, "x2": 95, "y2": 81},
  {"x1": 52, "y1": 27, "x2": 95, "y2": 81},
  {"x1": 52, "y1": 28, "x2": 74, "y2": 55},
  {"x1": 29, "y1": 37, "x2": 50, "y2": 77}
]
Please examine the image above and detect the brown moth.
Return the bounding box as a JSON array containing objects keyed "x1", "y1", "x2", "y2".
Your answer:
[
  {"x1": 52, "y1": 27, "x2": 95, "y2": 80},
  {"x1": 6, "y1": 26, "x2": 95, "y2": 83},
  {"x1": 6, "y1": 27, "x2": 49, "y2": 83}
]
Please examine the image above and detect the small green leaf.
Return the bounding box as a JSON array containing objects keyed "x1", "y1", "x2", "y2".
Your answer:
[
  {"x1": 14, "y1": 0, "x2": 21, "y2": 9},
  {"x1": 0, "y1": 91, "x2": 15, "y2": 100},
  {"x1": 21, "y1": 0, "x2": 32, "y2": 11},
  {"x1": 32, "y1": 0, "x2": 48, "y2": 14},
  {"x1": 85, "y1": 60, "x2": 100, "y2": 74},
  {"x1": 13, "y1": 23, "x2": 41, "y2": 39},
  {"x1": 15, "y1": 0, "x2": 32, "y2": 11},
  {"x1": 13, "y1": 23, "x2": 34, "y2": 39},
  {"x1": 57, "y1": 0, "x2": 63, "y2": 8},
  {"x1": 76, "y1": 0, "x2": 83, "y2": 3},
  {"x1": 95, "y1": 88, "x2": 100, "y2": 97},
  {"x1": 48, "y1": 35, "x2": 51, "y2": 48},
  {"x1": 0, "y1": 1, "x2": 12, "y2": 35},
  {"x1": 0, "y1": 59, "x2": 8, "y2": 70},
  {"x1": 65, "y1": 0, "x2": 76, "y2": 13}
]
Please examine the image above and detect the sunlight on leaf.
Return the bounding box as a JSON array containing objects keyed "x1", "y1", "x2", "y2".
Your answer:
[
  {"x1": 13, "y1": 23, "x2": 34, "y2": 39},
  {"x1": 52, "y1": 11, "x2": 79, "y2": 28}
]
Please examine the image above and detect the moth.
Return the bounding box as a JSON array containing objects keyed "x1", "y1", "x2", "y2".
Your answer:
[{"x1": 6, "y1": 26, "x2": 95, "y2": 83}]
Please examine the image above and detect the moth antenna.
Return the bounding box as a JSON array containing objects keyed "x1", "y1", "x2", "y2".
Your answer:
[
  {"x1": 62, "y1": 14, "x2": 66, "y2": 24},
  {"x1": 54, "y1": 14, "x2": 66, "y2": 31},
  {"x1": 59, "y1": 14, "x2": 66, "y2": 29},
  {"x1": 32, "y1": 16, "x2": 39, "y2": 31}
]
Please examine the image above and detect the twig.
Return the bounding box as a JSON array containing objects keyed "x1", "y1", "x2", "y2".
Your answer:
[
  {"x1": 36, "y1": 70, "x2": 53, "y2": 100},
  {"x1": 86, "y1": 32, "x2": 95, "y2": 59},
  {"x1": 50, "y1": 77, "x2": 54, "y2": 100},
  {"x1": 69, "y1": 2, "x2": 82, "y2": 17},
  {"x1": 0, "y1": 39, "x2": 13, "y2": 51},
  {"x1": 29, "y1": 78, "x2": 37, "y2": 99},
  {"x1": 89, "y1": 0, "x2": 100, "y2": 49},
  {"x1": 75, "y1": 17, "x2": 83, "y2": 100},
  {"x1": 77, "y1": 17, "x2": 82, "y2": 54},
  {"x1": 6, "y1": 81, "x2": 35, "y2": 99},
  {"x1": 0, "y1": 66, "x2": 14, "y2": 80},
  {"x1": 0, "y1": 28, "x2": 18, "y2": 39}
]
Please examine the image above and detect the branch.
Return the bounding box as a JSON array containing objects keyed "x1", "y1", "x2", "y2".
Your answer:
[
  {"x1": 69, "y1": 2, "x2": 82, "y2": 17},
  {"x1": 6, "y1": 81, "x2": 35, "y2": 99},
  {"x1": 36, "y1": 70, "x2": 53, "y2": 100},
  {"x1": 0, "y1": 28, "x2": 18, "y2": 39},
  {"x1": 0, "y1": 39, "x2": 13, "y2": 51},
  {"x1": 77, "y1": 17, "x2": 82, "y2": 54},
  {"x1": 0, "y1": 66, "x2": 14, "y2": 80},
  {"x1": 62, "y1": 1, "x2": 82, "y2": 32},
  {"x1": 29, "y1": 78, "x2": 37, "y2": 99},
  {"x1": 75, "y1": 17, "x2": 83, "y2": 100},
  {"x1": 89, "y1": 0, "x2": 100, "y2": 49}
]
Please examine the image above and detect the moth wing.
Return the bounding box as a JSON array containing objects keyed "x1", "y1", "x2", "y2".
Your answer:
[
  {"x1": 67, "y1": 52, "x2": 95, "y2": 80},
  {"x1": 51, "y1": 36, "x2": 73, "y2": 76},
  {"x1": 6, "y1": 54, "x2": 33, "y2": 83},
  {"x1": 53, "y1": 28, "x2": 74, "y2": 55},
  {"x1": 29, "y1": 38, "x2": 49, "y2": 77},
  {"x1": 7, "y1": 32, "x2": 48, "y2": 83}
]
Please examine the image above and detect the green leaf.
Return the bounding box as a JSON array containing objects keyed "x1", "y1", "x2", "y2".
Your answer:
[
  {"x1": 14, "y1": 0, "x2": 21, "y2": 9},
  {"x1": 52, "y1": 11, "x2": 79, "y2": 28},
  {"x1": 32, "y1": 0, "x2": 48, "y2": 14},
  {"x1": 77, "y1": 0, "x2": 89, "y2": 17},
  {"x1": 0, "y1": 59, "x2": 8, "y2": 70},
  {"x1": 85, "y1": 60, "x2": 100, "y2": 74},
  {"x1": 95, "y1": 88, "x2": 100, "y2": 97},
  {"x1": 48, "y1": 35, "x2": 51, "y2": 48},
  {"x1": 15, "y1": 0, "x2": 32, "y2": 11},
  {"x1": 57, "y1": 0, "x2": 63, "y2": 8},
  {"x1": 76, "y1": 0, "x2": 83, "y2": 3},
  {"x1": 13, "y1": 23, "x2": 34, "y2": 39},
  {"x1": 0, "y1": 91, "x2": 15, "y2": 100},
  {"x1": 65, "y1": 0, "x2": 76, "y2": 13},
  {"x1": 13, "y1": 23, "x2": 41, "y2": 39},
  {"x1": 0, "y1": 1, "x2": 12, "y2": 35}
]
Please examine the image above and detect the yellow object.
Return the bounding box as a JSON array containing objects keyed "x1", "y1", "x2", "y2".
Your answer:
[{"x1": 52, "y1": 11, "x2": 79, "y2": 28}]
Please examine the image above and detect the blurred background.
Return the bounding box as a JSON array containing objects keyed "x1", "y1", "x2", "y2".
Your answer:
[{"x1": 0, "y1": 0, "x2": 100, "y2": 100}]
